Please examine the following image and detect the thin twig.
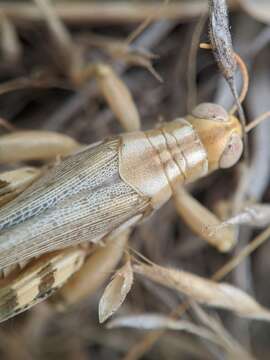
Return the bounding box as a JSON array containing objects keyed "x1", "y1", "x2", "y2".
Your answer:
[
  {"x1": 245, "y1": 111, "x2": 270, "y2": 133},
  {"x1": 213, "y1": 226, "x2": 270, "y2": 281},
  {"x1": 187, "y1": 14, "x2": 207, "y2": 112},
  {"x1": 0, "y1": 1, "x2": 239, "y2": 25},
  {"x1": 125, "y1": 0, "x2": 170, "y2": 45}
]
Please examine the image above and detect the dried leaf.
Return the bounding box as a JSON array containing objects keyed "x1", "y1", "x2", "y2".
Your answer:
[
  {"x1": 134, "y1": 263, "x2": 270, "y2": 321},
  {"x1": 99, "y1": 257, "x2": 134, "y2": 323}
]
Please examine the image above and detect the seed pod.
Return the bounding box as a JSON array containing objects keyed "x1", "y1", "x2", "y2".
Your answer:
[
  {"x1": 0, "y1": 130, "x2": 80, "y2": 163},
  {"x1": 95, "y1": 64, "x2": 141, "y2": 131}
]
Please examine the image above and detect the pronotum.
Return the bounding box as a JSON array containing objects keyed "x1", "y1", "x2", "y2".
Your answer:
[{"x1": 0, "y1": 102, "x2": 243, "y2": 322}]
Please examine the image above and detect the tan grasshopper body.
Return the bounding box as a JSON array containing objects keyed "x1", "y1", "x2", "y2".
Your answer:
[{"x1": 0, "y1": 103, "x2": 243, "y2": 322}]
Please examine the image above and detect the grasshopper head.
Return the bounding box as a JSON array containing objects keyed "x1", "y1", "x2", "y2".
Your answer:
[{"x1": 187, "y1": 103, "x2": 243, "y2": 173}]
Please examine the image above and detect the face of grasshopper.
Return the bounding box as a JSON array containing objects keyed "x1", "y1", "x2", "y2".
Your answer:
[{"x1": 187, "y1": 103, "x2": 243, "y2": 172}]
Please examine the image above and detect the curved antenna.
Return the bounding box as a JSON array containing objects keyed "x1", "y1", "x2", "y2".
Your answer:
[{"x1": 229, "y1": 53, "x2": 249, "y2": 115}]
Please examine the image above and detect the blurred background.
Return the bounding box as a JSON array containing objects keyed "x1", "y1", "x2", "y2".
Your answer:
[{"x1": 0, "y1": 1, "x2": 270, "y2": 359}]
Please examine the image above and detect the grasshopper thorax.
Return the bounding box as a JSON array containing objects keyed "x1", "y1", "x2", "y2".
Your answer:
[
  {"x1": 119, "y1": 103, "x2": 243, "y2": 211},
  {"x1": 187, "y1": 103, "x2": 243, "y2": 172},
  {"x1": 119, "y1": 118, "x2": 208, "y2": 210}
]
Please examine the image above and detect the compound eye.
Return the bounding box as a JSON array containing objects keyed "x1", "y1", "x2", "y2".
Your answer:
[
  {"x1": 192, "y1": 103, "x2": 229, "y2": 122},
  {"x1": 219, "y1": 133, "x2": 243, "y2": 169}
]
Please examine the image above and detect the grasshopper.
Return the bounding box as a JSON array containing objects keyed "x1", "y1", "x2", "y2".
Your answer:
[{"x1": 0, "y1": 102, "x2": 244, "y2": 322}]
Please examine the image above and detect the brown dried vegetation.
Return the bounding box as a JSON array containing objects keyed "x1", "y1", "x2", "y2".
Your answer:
[{"x1": 1, "y1": 1, "x2": 270, "y2": 360}]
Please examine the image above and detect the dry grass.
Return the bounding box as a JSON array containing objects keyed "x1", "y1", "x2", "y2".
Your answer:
[{"x1": 1, "y1": 1, "x2": 270, "y2": 360}]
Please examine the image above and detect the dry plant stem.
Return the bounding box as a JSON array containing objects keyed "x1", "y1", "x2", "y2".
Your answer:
[
  {"x1": 33, "y1": 0, "x2": 73, "y2": 51},
  {"x1": 125, "y1": 18, "x2": 153, "y2": 45},
  {"x1": 213, "y1": 226, "x2": 270, "y2": 281},
  {"x1": 231, "y1": 161, "x2": 250, "y2": 214},
  {"x1": 124, "y1": 0, "x2": 169, "y2": 46},
  {"x1": 246, "y1": 55, "x2": 270, "y2": 201},
  {"x1": 0, "y1": 76, "x2": 69, "y2": 96},
  {"x1": 209, "y1": 204, "x2": 270, "y2": 230},
  {"x1": 125, "y1": 0, "x2": 170, "y2": 46},
  {"x1": 191, "y1": 302, "x2": 255, "y2": 360},
  {"x1": 0, "y1": 1, "x2": 239, "y2": 25},
  {"x1": 0, "y1": 12, "x2": 22, "y2": 63},
  {"x1": 187, "y1": 14, "x2": 207, "y2": 112},
  {"x1": 124, "y1": 226, "x2": 270, "y2": 360},
  {"x1": 245, "y1": 111, "x2": 270, "y2": 133},
  {"x1": 33, "y1": 0, "x2": 81, "y2": 78},
  {"x1": 0, "y1": 117, "x2": 16, "y2": 132}
]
